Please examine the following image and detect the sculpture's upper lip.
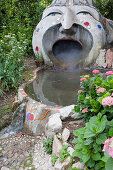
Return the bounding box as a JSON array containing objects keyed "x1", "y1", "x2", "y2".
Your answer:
[{"x1": 54, "y1": 37, "x2": 83, "y2": 46}]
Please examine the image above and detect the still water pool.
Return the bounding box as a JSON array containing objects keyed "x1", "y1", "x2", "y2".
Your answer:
[{"x1": 25, "y1": 67, "x2": 91, "y2": 106}]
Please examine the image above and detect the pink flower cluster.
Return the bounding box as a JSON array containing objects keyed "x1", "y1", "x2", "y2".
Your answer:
[
  {"x1": 102, "y1": 96, "x2": 113, "y2": 106},
  {"x1": 84, "y1": 75, "x2": 89, "y2": 78},
  {"x1": 103, "y1": 137, "x2": 113, "y2": 158},
  {"x1": 80, "y1": 78, "x2": 86, "y2": 82},
  {"x1": 78, "y1": 90, "x2": 82, "y2": 94},
  {"x1": 92, "y1": 69, "x2": 100, "y2": 74},
  {"x1": 97, "y1": 88, "x2": 106, "y2": 94},
  {"x1": 105, "y1": 71, "x2": 113, "y2": 76},
  {"x1": 82, "y1": 108, "x2": 88, "y2": 113}
]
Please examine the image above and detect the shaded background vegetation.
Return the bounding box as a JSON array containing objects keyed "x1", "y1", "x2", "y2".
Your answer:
[{"x1": 0, "y1": 0, "x2": 113, "y2": 94}]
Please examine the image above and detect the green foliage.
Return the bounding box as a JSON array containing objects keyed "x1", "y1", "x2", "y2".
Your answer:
[
  {"x1": 43, "y1": 138, "x2": 53, "y2": 154},
  {"x1": 74, "y1": 73, "x2": 113, "y2": 122},
  {"x1": 51, "y1": 153, "x2": 59, "y2": 164},
  {"x1": 59, "y1": 144, "x2": 70, "y2": 162},
  {"x1": 0, "y1": 0, "x2": 52, "y2": 92},
  {"x1": 72, "y1": 114, "x2": 113, "y2": 170},
  {"x1": 94, "y1": 0, "x2": 113, "y2": 20},
  {"x1": 0, "y1": 34, "x2": 28, "y2": 91}
]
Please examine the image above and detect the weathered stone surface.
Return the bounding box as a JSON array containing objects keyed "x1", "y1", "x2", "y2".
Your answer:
[
  {"x1": 45, "y1": 113, "x2": 62, "y2": 138},
  {"x1": 96, "y1": 49, "x2": 107, "y2": 68},
  {"x1": 23, "y1": 99, "x2": 52, "y2": 136},
  {"x1": 59, "y1": 105, "x2": 74, "y2": 120},
  {"x1": 54, "y1": 156, "x2": 71, "y2": 170},
  {"x1": 70, "y1": 111, "x2": 79, "y2": 119},
  {"x1": 67, "y1": 147, "x2": 74, "y2": 156},
  {"x1": 52, "y1": 135, "x2": 62, "y2": 157},
  {"x1": 62, "y1": 128, "x2": 70, "y2": 142},
  {"x1": 106, "y1": 48, "x2": 113, "y2": 68},
  {"x1": 72, "y1": 162, "x2": 87, "y2": 169}
]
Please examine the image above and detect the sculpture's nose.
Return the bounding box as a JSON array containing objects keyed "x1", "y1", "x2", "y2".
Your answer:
[{"x1": 61, "y1": 8, "x2": 76, "y2": 30}]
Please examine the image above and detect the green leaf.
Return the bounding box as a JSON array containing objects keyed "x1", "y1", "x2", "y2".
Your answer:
[
  {"x1": 82, "y1": 153, "x2": 90, "y2": 163},
  {"x1": 74, "y1": 105, "x2": 80, "y2": 112},
  {"x1": 105, "y1": 157, "x2": 113, "y2": 170},
  {"x1": 84, "y1": 138, "x2": 93, "y2": 145},
  {"x1": 96, "y1": 133, "x2": 107, "y2": 144},
  {"x1": 92, "y1": 152, "x2": 101, "y2": 161},
  {"x1": 101, "y1": 156, "x2": 109, "y2": 163},
  {"x1": 109, "y1": 128, "x2": 113, "y2": 137}
]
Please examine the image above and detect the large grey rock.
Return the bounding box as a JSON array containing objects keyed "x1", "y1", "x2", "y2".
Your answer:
[
  {"x1": 45, "y1": 113, "x2": 62, "y2": 138},
  {"x1": 96, "y1": 49, "x2": 107, "y2": 68},
  {"x1": 62, "y1": 128, "x2": 70, "y2": 142},
  {"x1": 52, "y1": 135, "x2": 62, "y2": 157},
  {"x1": 24, "y1": 99, "x2": 52, "y2": 135},
  {"x1": 54, "y1": 156, "x2": 71, "y2": 170},
  {"x1": 59, "y1": 105, "x2": 74, "y2": 120}
]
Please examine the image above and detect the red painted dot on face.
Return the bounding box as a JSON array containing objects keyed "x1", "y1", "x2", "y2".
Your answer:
[
  {"x1": 104, "y1": 20, "x2": 106, "y2": 24},
  {"x1": 36, "y1": 46, "x2": 39, "y2": 51},
  {"x1": 62, "y1": 18, "x2": 64, "y2": 22},
  {"x1": 84, "y1": 22, "x2": 90, "y2": 26},
  {"x1": 72, "y1": 18, "x2": 75, "y2": 21},
  {"x1": 29, "y1": 114, "x2": 34, "y2": 120}
]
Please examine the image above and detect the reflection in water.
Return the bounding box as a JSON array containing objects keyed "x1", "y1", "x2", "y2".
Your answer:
[{"x1": 25, "y1": 68, "x2": 90, "y2": 106}]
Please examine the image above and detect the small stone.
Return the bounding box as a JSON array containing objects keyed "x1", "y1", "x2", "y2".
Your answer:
[
  {"x1": 72, "y1": 162, "x2": 86, "y2": 169},
  {"x1": 24, "y1": 151, "x2": 29, "y2": 157},
  {"x1": 54, "y1": 156, "x2": 71, "y2": 169},
  {"x1": 52, "y1": 135, "x2": 62, "y2": 157},
  {"x1": 67, "y1": 147, "x2": 74, "y2": 156},
  {"x1": 62, "y1": 128, "x2": 70, "y2": 142},
  {"x1": 1, "y1": 167, "x2": 10, "y2": 170},
  {"x1": 19, "y1": 167, "x2": 24, "y2": 170}
]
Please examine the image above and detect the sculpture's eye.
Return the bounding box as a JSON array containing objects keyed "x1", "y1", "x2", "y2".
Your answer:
[
  {"x1": 47, "y1": 12, "x2": 62, "y2": 17},
  {"x1": 77, "y1": 11, "x2": 92, "y2": 17}
]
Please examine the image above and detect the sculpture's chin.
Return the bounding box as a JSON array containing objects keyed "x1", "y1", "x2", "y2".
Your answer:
[{"x1": 42, "y1": 24, "x2": 93, "y2": 67}]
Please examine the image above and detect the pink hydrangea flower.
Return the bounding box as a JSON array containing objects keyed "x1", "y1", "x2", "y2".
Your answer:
[
  {"x1": 109, "y1": 147, "x2": 113, "y2": 158},
  {"x1": 103, "y1": 139, "x2": 110, "y2": 151},
  {"x1": 103, "y1": 137, "x2": 113, "y2": 158},
  {"x1": 105, "y1": 71, "x2": 113, "y2": 76},
  {"x1": 97, "y1": 88, "x2": 106, "y2": 93},
  {"x1": 84, "y1": 75, "x2": 89, "y2": 78},
  {"x1": 80, "y1": 78, "x2": 86, "y2": 82},
  {"x1": 102, "y1": 96, "x2": 113, "y2": 106},
  {"x1": 82, "y1": 108, "x2": 88, "y2": 113},
  {"x1": 95, "y1": 85, "x2": 99, "y2": 88},
  {"x1": 78, "y1": 90, "x2": 82, "y2": 94},
  {"x1": 92, "y1": 69, "x2": 100, "y2": 74}
]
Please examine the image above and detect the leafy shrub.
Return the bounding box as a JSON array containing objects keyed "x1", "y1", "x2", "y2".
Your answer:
[
  {"x1": 74, "y1": 70, "x2": 113, "y2": 122},
  {"x1": 0, "y1": 34, "x2": 28, "y2": 92},
  {"x1": 72, "y1": 113, "x2": 113, "y2": 170},
  {"x1": 43, "y1": 138, "x2": 53, "y2": 154},
  {"x1": 59, "y1": 144, "x2": 70, "y2": 162}
]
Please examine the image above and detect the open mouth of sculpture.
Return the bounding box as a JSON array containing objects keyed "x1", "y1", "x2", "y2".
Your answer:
[
  {"x1": 42, "y1": 24, "x2": 93, "y2": 67},
  {"x1": 52, "y1": 39, "x2": 83, "y2": 62}
]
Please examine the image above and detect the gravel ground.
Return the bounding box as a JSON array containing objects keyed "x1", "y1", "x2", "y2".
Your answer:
[{"x1": 0, "y1": 133, "x2": 54, "y2": 170}]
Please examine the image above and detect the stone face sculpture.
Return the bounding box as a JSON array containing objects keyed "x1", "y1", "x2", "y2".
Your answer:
[{"x1": 32, "y1": 0, "x2": 113, "y2": 67}]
